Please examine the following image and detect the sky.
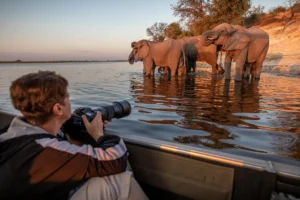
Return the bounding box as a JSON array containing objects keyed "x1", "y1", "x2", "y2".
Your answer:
[{"x1": 0, "y1": 0, "x2": 286, "y2": 61}]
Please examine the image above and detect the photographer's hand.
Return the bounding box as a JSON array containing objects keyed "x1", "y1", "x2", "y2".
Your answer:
[{"x1": 82, "y1": 112, "x2": 104, "y2": 141}]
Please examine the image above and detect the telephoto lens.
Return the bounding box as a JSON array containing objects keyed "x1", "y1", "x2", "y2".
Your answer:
[
  {"x1": 62, "y1": 100, "x2": 131, "y2": 145},
  {"x1": 94, "y1": 100, "x2": 131, "y2": 121}
]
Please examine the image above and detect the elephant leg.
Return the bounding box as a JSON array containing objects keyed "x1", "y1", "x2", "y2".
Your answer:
[
  {"x1": 243, "y1": 63, "x2": 251, "y2": 79},
  {"x1": 158, "y1": 67, "x2": 162, "y2": 73},
  {"x1": 211, "y1": 66, "x2": 217, "y2": 75},
  {"x1": 186, "y1": 59, "x2": 191, "y2": 73},
  {"x1": 170, "y1": 69, "x2": 176, "y2": 76},
  {"x1": 216, "y1": 51, "x2": 225, "y2": 74},
  {"x1": 235, "y1": 65, "x2": 244, "y2": 81},
  {"x1": 144, "y1": 59, "x2": 154, "y2": 76},
  {"x1": 142, "y1": 58, "x2": 147, "y2": 74},
  {"x1": 192, "y1": 60, "x2": 196, "y2": 72},
  {"x1": 253, "y1": 62, "x2": 263, "y2": 79},
  {"x1": 253, "y1": 44, "x2": 269, "y2": 79},
  {"x1": 224, "y1": 62, "x2": 232, "y2": 79},
  {"x1": 253, "y1": 58, "x2": 265, "y2": 79},
  {"x1": 178, "y1": 65, "x2": 186, "y2": 75},
  {"x1": 188, "y1": 59, "x2": 196, "y2": 73},
  {"x1": 164, "y1": 67, "x2": 168, "y2": 75},
  {"x1": 250, "y1": 67, "x2": 255, "y2": 79},
  {"x1": 151, "y1": 62, "x2": 157, "y2": 76},
  {"x1": 242, "y1": 63, "x2": 246, "y2": 76},
  {"x1": 211, "y1": 51, "x2": 219, "y2": 75},
  {"x1": 224, "y1": 54, "x2": 232, "y2": 80},
  {"x1": 151, "y1": 67, "x2": 155, "y2": 76},
  {"x1": 235, "y1": 49, "x2": 247, "y2": 82},
  {"x1": 217, "y1": 64, "x2": 225, "y2": 74}
]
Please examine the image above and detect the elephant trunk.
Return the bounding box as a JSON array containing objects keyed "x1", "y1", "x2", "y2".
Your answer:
[
  {"x1": 128, "y1": 50, "x2": 134, "y2": 64},
  {"x1": 202, "y1": 31, "x2": 219, "y2": 46}
]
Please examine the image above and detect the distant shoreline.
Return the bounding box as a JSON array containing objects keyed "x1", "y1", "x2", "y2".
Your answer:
[{"x1": 0, "y1": 60, "x2": 128, "y2": 64}]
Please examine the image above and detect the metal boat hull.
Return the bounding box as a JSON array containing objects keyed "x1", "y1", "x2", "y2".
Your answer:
[{"x1": 1, "y1": 111, "x2": 299, "y2": 200}]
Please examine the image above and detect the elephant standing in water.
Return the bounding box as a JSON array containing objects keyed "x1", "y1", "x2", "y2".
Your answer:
[
  {"x1": 128, "y1": 39, "x2": 186, "y2": 76},
  {"x1": 177, "y1": 36, "x2": 225, "y2": 74},
  {"x1": 202, "y1": 23, "x2": 269, "y2": 81}
]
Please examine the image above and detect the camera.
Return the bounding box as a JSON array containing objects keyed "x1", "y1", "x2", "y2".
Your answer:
[
  {"x1": 62, "y1": 100, "x2": 131, "y2": 145},
  {"x1": 73, "y1": 100, "x2": 131, "y2": 122}
]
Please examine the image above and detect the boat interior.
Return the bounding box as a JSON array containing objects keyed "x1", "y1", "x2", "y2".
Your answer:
[{"x1": 1, "y1": 111, "x2": 300, "y2": 200}]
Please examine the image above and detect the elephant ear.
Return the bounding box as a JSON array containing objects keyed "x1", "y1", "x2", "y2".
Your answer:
[
  {"x1": 223, "y1": 32, "x2": 250, "y2": 51},
  {"x1": 137, "y1": 40, "x2": 150, "y2": 58}
]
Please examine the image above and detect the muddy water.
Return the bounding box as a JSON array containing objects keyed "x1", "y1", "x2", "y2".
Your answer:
[{"x1": 0, "y1": 62, "x2": 299, "y2": 161}]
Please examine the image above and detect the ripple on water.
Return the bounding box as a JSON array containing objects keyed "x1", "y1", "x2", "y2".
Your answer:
[{"x1": 0, "y1": 62, "x2": 300, "y2": 161}]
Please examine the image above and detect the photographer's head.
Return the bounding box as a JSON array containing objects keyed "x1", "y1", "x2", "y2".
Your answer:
[{"x1": 10, "y1": 71, "x2": 72, "y2": 130}]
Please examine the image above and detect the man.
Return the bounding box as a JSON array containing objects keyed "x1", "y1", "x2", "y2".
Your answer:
[{"x1": 0, "y1": 71, "x2": 148, "y2": 200}]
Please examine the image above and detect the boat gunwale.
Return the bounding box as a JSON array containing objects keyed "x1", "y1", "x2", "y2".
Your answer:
[{"x1": 1, "y1": 110, "x2": 300, "y2": 180}]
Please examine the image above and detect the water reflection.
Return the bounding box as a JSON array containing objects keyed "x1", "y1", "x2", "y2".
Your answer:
[
  {"x1": 176, "y1": 76, "x2": 261, "y2": 128},
  {"x1": 130, "y1": 72, "x2": 300, "y2": 159},
  {"x1": 1, "y1": 63, "x2": 300, "y2": 161}
]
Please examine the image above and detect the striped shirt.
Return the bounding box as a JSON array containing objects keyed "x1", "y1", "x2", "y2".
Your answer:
[{"x1": 0, "y1": 117, "x2": 128, "y2": 200}]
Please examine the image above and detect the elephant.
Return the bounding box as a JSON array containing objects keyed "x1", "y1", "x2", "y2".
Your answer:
[
  {"x1": 202, "y1": 23, "x2": 269, "y2": 81},
  {"x1": 177, "y1": 36, "x2": 225, "y2": 75},
  {"x1": 128, "y1": 39, "x2": 186, "y2": 76}
]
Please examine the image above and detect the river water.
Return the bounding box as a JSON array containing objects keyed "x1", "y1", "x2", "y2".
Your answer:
[{"x1": 0, "y1": 62, "x2": 299, "y2": 162}]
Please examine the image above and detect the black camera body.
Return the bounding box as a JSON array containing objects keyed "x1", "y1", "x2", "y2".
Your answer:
[{"x1": 62, "y1": 100, "x2": 131, "y2": 145}]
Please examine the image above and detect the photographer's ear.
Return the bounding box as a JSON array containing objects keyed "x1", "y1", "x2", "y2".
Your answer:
[{"x1": 52, "y1": 103, "x2": 63, "y2": 117}]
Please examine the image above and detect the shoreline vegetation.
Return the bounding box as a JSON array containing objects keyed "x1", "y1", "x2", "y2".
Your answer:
[{"x1": 0, "y1": 60, "x2": 128, "y2": 64}]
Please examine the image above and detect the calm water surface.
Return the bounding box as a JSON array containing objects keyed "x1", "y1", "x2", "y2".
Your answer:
[{"x1": 0, "y1": 62, "x2": 299, "y2": 162}]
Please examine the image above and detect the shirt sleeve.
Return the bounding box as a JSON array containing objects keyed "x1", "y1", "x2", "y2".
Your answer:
[{"x1": 28, "y1": 135, "x2": 128, "y2": 184}]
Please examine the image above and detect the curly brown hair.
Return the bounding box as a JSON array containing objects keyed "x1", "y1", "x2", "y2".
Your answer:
[{"x1": 10, "y1": 70, "x2": 69, "y2": 125}]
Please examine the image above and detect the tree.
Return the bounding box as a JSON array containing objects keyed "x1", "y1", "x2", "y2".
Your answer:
[
  {"x1": 171, "y1": 0, "x2": 210, "y2": 35},
  {"x1": 146, "y1": 22, "x2": 168, "y2": 42},
  {"x1": 285, "y1": 0, "x2": 300, "y2": 19},
  {"x1": 178, "y1": 30, "x2": 194, "y2": 39},
  {"x1": 244, "y1": 5, "x2": 265, "y2": 26},
  {"x1": 171, "y1": 0, "x2": 251, "y2": 35},
  {"x1": 209, "y1": 0, "x2": 251, "y2": 27},
  {"x1": 164, "y1": 22, "x2": 182, "y2": 39},
  {"x1": 249, "y1": 5, "x2": 265, "y2": 15}
]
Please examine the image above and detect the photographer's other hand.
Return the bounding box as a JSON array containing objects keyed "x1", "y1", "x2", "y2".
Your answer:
[{"x1": 82, "y1": 112, "x2": 104, "y2": 141}]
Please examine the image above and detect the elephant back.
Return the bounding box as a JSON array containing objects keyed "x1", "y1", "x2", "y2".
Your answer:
[{"x1": 247, "y1": 26, "x2": 269, "y2": 40}]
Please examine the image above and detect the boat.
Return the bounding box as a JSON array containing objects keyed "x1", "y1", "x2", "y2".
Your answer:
[{"x1": 1, "y1": 110, "x2": 300, "y2": 200}]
